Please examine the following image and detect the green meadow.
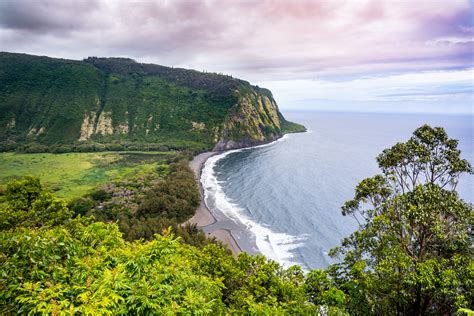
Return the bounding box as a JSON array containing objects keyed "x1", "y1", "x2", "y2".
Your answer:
[{"x1": 0, "y1": 151, "x2": 175, "y2": 201}]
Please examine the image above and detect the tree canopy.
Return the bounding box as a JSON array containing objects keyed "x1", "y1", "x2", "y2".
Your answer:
[
  {"x1": 330, "y1": 124, "x2": 473, "y2": 315},
  {"x1": 0, "y1": 176, "x2": 72, "y2": 230}
]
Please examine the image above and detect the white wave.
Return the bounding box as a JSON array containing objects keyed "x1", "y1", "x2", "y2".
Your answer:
[{"x1": 201, "y1": 136, "x2": 308, "y2": 268}]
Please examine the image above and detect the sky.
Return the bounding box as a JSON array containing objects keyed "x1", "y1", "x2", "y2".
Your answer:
[{"x1": 0, "y1": 0, "x2": 473, "y2": 114}]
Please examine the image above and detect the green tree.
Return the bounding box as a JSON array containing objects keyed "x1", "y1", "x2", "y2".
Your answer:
[
  {"x1": 137, "y1": 160, "x2": 200, "y2": 222},
  {"x1": 0, "y1": 176, "x2": 72, "y2": 230},
  {"x1": 304, "y1": 270, "x2": 345, "y2": 308},
  {"x1": 330, "y1": 125, "x2": 473, "y2": 315}
]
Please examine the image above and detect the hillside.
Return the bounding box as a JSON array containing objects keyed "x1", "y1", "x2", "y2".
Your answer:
[{"x1": 0, "y1": 52, "x2": 305, "y2": 153}]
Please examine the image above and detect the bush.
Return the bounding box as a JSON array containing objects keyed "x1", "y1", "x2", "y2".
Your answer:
[
  {"x1": 89, "y1": 189, "x2": 112, "y2": 202},
  {"x1": 68, "y1": 197, "x2": 96, "y2": 217}
]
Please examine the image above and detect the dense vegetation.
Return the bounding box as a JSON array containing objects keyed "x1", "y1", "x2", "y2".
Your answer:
[
  {"x1": 330, "y1": 125, "x2": 473, "y2": 315},
  {"x1": 72, "y1": 159, "x2": 204, "y2": 243},
  {"x1": 0, "y1": 148, "x2": 214, "y2": 246},
  {"x1": 0, "y1": 52, "x2": 304, "y2": 153},
  {"x1": 0, "y1": 176, "x2": 338, "y2": 314},
  {"x1": 0, "y1": 125, "x2": 471, "y2": 314}
]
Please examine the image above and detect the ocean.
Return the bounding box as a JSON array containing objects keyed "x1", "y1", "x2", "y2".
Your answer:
[{"x1": 201, "y1": 111, "x2": 473, "y2": 270}]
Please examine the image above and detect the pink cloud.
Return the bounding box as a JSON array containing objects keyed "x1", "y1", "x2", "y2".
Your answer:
[{"x1": 0, "y1": 0, "x2": 472, "y2": 81}]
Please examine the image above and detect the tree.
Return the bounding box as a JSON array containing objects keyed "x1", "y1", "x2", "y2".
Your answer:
[
  {"x1": 329, "y1": 125, "x2": 473, "y2": 315},
  {"x1": 0, "y1": 176, "x2": 72, "y2": 230},
  {"x1": 304, "y1": 270, "x2": 345, "y2": 308},
  {"x1": 137, "y1": 160, "x2": 200, "y2": 222}
]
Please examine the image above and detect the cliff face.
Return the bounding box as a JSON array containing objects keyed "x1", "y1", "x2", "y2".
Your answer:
[
  {"x1": 0, "y1": 52, "x2": 304, "y2": 152},
  {"x1": 214, "y1": 88, "x2": 283, "y2": 151}
]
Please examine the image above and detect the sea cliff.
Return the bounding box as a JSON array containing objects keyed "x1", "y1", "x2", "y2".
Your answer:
[{"x1": 0, "y1": 52, "x2": 305, "y2": 152}]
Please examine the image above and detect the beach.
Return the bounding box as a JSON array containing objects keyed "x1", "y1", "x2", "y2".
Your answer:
[
  {"x1": 187, "y1": 152, "x2": 217, "y2": 227},
  {"x1": 187, "y1": 152, "x2": 242, "y2": 255},
  {"x1": 186, "y1": 136, "x2": 297, "y2": 259}
]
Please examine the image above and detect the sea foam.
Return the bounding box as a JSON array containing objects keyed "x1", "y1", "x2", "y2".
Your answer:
[{"x1": 201, "y1": 135, "x2": 308, "y2": 268}]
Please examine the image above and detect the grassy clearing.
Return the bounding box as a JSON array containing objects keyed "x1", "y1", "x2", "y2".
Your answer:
[{"x1": 0, "y1": 151, "x2": 175, "y2": 201}]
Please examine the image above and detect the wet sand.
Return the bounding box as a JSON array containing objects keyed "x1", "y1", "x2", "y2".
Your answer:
[
  {"x1": 187, "y1": 152, "x2": 217, "y2": 227},
  {"x1": 210, "y1": 229, "x2": 242, "y2": 256},
  {"x1": 186, "y1": 152, "x2": 243, "y2": 255}
]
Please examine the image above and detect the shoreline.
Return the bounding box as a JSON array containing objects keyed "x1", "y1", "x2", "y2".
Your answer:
[
  {"x1": 186, "y1": 133, "x2": 295, "y2": 256},
  {"x1": 187, "y1": 152, "x2": 217, "y2": 227},
  {"x1": 186, "y1": 151, "x2": 243, "y2": 255}
]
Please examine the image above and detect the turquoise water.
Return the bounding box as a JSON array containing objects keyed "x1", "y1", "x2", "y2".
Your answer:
[{"x1": 204, "y1": 111, "x2": 473, "y2": 269}]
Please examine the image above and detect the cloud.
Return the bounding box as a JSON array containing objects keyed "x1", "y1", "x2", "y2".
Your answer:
[
  {"x1": 0, "y1": 0, "x2": 100, "y2": 34},
  {"x1": 431, "y1": 37, "x2": 474, "y2": 45},
  {"x1": 0, "y1": 0, "x2": 472, "y2": 113},
  {"x1": 258, "y1": 68, "x2": 474, "y2": 113}
]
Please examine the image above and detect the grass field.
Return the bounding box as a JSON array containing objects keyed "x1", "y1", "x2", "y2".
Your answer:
[{"x1": 0, "y1": 151, "x2": 176, "y2": 201}]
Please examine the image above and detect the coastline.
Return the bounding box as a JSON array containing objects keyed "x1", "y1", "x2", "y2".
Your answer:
[
  {"x1": 186, "y1": 133, "x2": 297, "y2": 256},
  {"x1": 187, "y1": 152, "x2": 217, "y2": 227},
  {"x1": 186, "y1": 151, "x2": 243, "y2": 255}
]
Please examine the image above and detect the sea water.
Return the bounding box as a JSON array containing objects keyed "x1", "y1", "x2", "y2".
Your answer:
[{"x1": 202, "y1": 111, "x2": 473, "y2": 270}]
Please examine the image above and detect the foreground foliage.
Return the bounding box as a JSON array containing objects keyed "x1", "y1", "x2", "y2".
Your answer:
[
  {"x1": 0, "y1": 176, "x2": 344, "y2": 314},
  {"x1": 331, "y1": 125, "x2": 473, "y2": 315}
]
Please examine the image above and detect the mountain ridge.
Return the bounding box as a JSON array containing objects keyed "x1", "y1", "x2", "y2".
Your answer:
[{"x1": 0, "y1": 52, "x2": 305, "y2": 153}]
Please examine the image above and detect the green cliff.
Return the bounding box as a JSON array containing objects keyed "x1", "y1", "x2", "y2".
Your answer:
[{"x1": 0, "y1": 52, "x2": 305, "y2": 152}]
